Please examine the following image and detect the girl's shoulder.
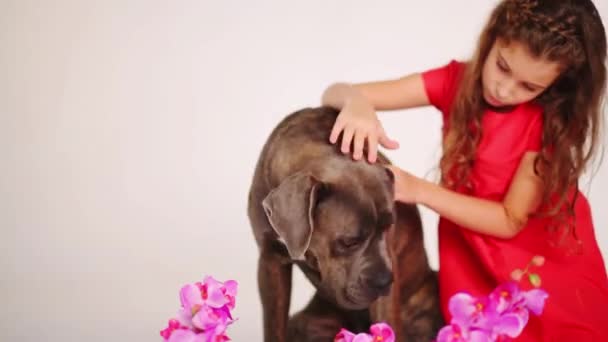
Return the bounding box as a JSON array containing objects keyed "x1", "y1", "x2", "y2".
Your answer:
[
  {"x1": 421, "y1": 59, "x2": 468, "y2": 115},
  {"x1": 519, "y1": 101, "x2": 544, "y2": 125},
  {"x1": 499, "y1": 101, "x2": 544, "y2": 152},
  {"x1": 421, "y1": 59, "x2": 467, "y2": 85}
]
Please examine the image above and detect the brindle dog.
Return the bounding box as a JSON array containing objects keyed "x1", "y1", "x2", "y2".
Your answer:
[{"x1": 247, "y1": 106, "x2": 443, "y2": 342}]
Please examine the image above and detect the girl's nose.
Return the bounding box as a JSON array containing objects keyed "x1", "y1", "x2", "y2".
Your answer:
[{"x1": 496, "y1": 81, "x2": 514, "y2": 100}]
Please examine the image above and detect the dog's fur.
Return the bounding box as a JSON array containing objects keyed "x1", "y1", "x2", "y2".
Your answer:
[{"x1": 247, "y1": 107, "x2": 443, "y2": 341}]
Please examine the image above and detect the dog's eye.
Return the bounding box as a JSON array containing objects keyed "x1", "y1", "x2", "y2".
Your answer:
[
  {"x1": 338, "y1": 237, "x2": 361, "y2": 250},
  {"x1": 377, "y1": 211, "x2": 394, "y2": 228}
]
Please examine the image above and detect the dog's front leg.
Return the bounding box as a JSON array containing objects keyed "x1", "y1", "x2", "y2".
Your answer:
[
  {"x1": 369, "y1": 261, "x2": 404, "y2": 340},
  {"x1": 258, "y1": 249, "x2": 293, "y2": 342},
  {"x1": 370, "y1": 223, "x2": 405, "y2": 340}
]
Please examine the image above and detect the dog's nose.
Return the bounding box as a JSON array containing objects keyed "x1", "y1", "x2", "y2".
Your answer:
[{"x1": 366, "y1": 271, "x2": 393, "y2": 294}]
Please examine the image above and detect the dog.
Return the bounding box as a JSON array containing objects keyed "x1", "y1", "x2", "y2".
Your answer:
[{"x1": 247, "y1": 106, "x2": 443, "y2": 342}]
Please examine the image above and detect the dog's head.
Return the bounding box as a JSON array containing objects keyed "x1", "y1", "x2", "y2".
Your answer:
[{"x1": 262, "y1": 160, "x2": 397, "y2": 310}]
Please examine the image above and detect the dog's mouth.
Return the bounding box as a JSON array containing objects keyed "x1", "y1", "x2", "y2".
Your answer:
[{"x1": 341, "y1": 285, "x2": 379, "y2": 310}]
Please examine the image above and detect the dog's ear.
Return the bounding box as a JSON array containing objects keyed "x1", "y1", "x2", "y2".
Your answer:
[
  {"x1": 262, "y1": 172, "x2": 326, "y2": 260},
  {"x1": 383, "y1": 165, "x2": 395, "y2": 184},
  {"x1": 380, "y1": 165, "x2": 396, "y2": 196}
]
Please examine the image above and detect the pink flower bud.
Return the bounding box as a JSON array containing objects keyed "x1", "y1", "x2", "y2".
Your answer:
[
  {"x1": 511, "y1": 269, "x2": 524, "y2": 282},
  {"x1": 531, "y1": 255, "x2": 545, "y2": 267}
]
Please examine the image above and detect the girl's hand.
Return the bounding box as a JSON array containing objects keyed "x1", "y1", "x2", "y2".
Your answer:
[
  {"x1": 329, "y1": 96, "x2": 399, "y2": 163},
  {"x1": 386, "y1": 165, "x2": 424, "y2": 204}
]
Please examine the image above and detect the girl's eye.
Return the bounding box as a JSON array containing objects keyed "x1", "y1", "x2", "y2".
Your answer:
[
  {"x1": 497, "y1": 61, "x2": 509, "y2": 72},
  {"x1": 522, "y1": 84, "x2": 537, "y2": 92}
]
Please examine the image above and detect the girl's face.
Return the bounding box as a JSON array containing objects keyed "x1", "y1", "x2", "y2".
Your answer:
[{"x1": 481, "y1": 38, "x2": 562, "y2": 108}]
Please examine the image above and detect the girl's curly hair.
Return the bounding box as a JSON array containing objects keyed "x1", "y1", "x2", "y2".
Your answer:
[{"x1": 440, "y1": 0, "x2": 606, "y2": 245}]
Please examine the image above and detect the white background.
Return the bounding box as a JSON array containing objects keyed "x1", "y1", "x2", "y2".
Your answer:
[{"x1": 2, "y1": 1, "x2": 607, "y2": 341}]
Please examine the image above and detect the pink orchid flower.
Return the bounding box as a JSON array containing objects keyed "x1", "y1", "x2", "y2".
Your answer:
[
  {"x1": 191, "y1": 305, "x2": 231, "y2": 331},
  {"x1": 435, "y1": 322, "x2": 492, "y2": 342},
  {"x1": 369, "y1": 322, "x2": 396, "y2": 341},
  {"x1": 488, "y1": 282, "x2": 548, "y2": 316},
  {"x1": 162, "y1": 276, "x2": 238, "y2": 342},
  {"x1": 177, "y1": 276, "x2": 237, "y2": 325},
  {"x1": 447, "y1": 290, "x2": 526, "y2": 339},
  {"x1": 161, "y1": 319, "x2": 188, "y2": 340},
  {"x1": 437, "y1": 281, "x2": 548, "y2": 341},
  {"x1": 333, "y1": 329, "x2": 373, "y2": 342},
  {"x1": 166, "y1": 329, "x2": 205, "y2": 342},
  {"x1": 334, "y1": 322, "x2": 395, "y2": 342},
  {"x1": 200, "y1": 322, "x2": 230, "y2": 342},
  {"x1": 220, "y1": 279, "x2": 238, "y2": 310}
]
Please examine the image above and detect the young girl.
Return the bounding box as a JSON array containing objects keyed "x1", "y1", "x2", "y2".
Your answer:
[{"x1": 321, "y1": 0, "x2": 608, "y2": 340}]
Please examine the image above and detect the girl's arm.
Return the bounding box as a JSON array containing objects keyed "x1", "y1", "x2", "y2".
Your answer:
[
  {"x1": 390, "y1": 152, "x2": 543, "y2": 239},
  {"x1": 321, "y1": 73, "x2": 431, "y2": 111},
  {"x1": 321, "y1": 73, "x2": 431, "y2": 163}
]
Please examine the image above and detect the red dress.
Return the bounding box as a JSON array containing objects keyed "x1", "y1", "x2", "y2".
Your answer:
[{"x1": 422, "y1": 60, "x2": 608, "y2": 341}]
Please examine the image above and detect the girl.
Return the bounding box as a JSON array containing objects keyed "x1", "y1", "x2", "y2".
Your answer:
[{"x1": 321, "y1": 0, "x2": 608, "y2": 340}]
